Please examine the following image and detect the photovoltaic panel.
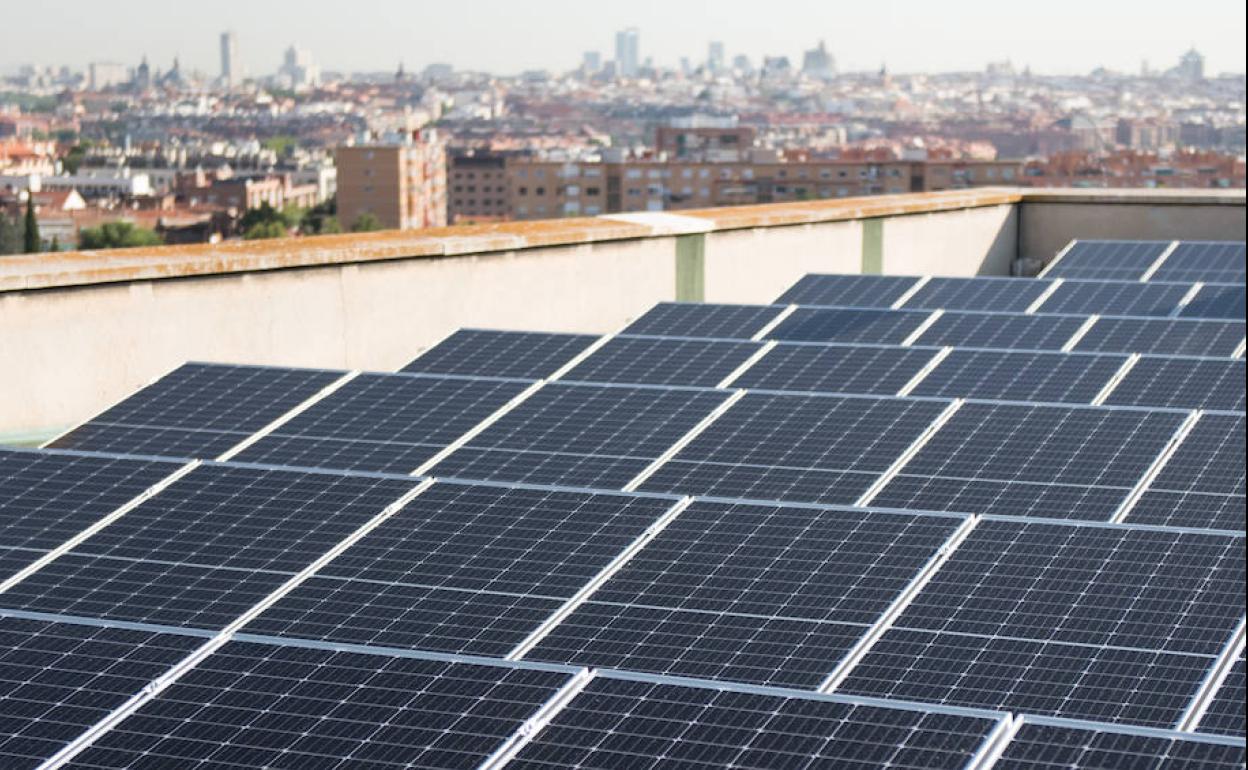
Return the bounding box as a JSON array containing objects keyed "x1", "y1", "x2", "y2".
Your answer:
[
  {"x1": 510, "y1": 675, "x2": 1000, "y2": 770},
  {"x1": 528, "y1": 501, "x2": 963, "y2": 687},
  {"x1": 560, "y1": 335, "x2": 763, "y2": 388},
  {"x1": 837, "y1": 520, "x2": 1245, "y2": 726},
  {"x1": 734, "y1": 343, "x2": 936, "y2": 396},
  {"x1": 1152, "y1": 241, "x2": 1247, "y2": 285},
  {"x1": 911, "y1": 311, "x2": 1087, "y2": 350},
  {"x1": 1198, "y1": 655, "x2": 1246, "y2": 737},
  {"x1": 774, "y1": 273, "x2": 921, "y2": 307},
  {"x1": 429, "y1": 382, "x2": 730, "y2": 489},
  {"x1": 638, "y1": 392, "x2": 949, "y2": 505},
  {"x1": 0, "y1": 449, "x2": 181, "y2": 581},
  {"x1": 620, "y1": 302, "x2": 782, "y2": 339},
  {"x1": 1039, "y1": 280, "x2": 1193, "y2": 317},
  {"x1": 0, "y1": 616, "x2": 203, "y2": 770},
  {"x1": 1044, "y1": 240, "x2": 1172, "y2": 281},
  {"x1": 1, "y1": 464, "x2": 418, "y2": 629},
  {"x1": 997, "y1": 722, "x2": 1247, "y2": 769},
  {"x1": 245, "y1": 482, "x2": 676, "y2": 656},
  {"x1": 909, "y1": 349, "x2": 1126, "y2": 404},
  {"x1": 69, "y1": 640, "x2": 573, "y2": 770},
  {"x1": 1104, "y1": 357, "x2": 1245, "y2": 412},
  {"x1": 872, "y1": 401, "x2": 1186, "y2": 520},
  {"x1": 1127, "y1": 413, "x2": 1246, "y2": 530},
  {"x1": 1073, "y1": 316, "x2": 1246, "y2": 358},
  {"x1": 903, "y1": 277, "x2": 1054, "y2": 313},
  {"x1": 768, "y1": 307, "x2": 931, "y2": 345},
  {"x1": 234, "y1": 372, "x2": 531, "y2": 474},
  {"x1": 48, "y1": 363, "x2": 344, "y2": 460},
  {"x1": 1181, "y1": 283, "x2": 1247, "y2": 320},
  {"x1": 401, "y1": 329, "x2": 598, "y2": 379}
]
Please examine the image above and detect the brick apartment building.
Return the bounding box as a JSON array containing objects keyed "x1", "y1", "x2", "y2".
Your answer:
[{"x1": 336, "y1": 130, "x2": 447, "y2": 231}]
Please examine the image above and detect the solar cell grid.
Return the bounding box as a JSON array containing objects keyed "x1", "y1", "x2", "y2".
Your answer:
[
  {"x1": 996, "y1": 722, "x2": 1248, "y2": 769},
  {"x1": 903, "y1": 277, "x2": 1053, "y2": 313},
  {"x1": 1043, "y1": 240, "x2": 1172, "y2": 282},
  {"x1": 735, "y1": 343, "x2": 935, "y2": 396},
  {"x1": 639, "y1": 392, "x2": 949, "y2": 505},
  {"x1": 1198, "y1": 655, "x2": 1246, "y2": 737},
  {"x1": 768, "y1": 307, "x2": 931, "y2": 345},
  {"x1": 48, "y1": 363, "x2": 344, "y2": 459},
  {"x1": 872, "y1": 401, "x2": 1187, "y2": 520},
  {"x1": 1154, "y1": 241, "x2": 1247, "y2": 285},
  {"x1": 912, "y1": 311, "x2": 1087, "y2": 350},
  {"x1": 0, "y1": 616, "x2": 203, "y2": 770},
  {"x1": 509, "y1": 675, "x2": 1000, "y2": 770},
  {"x1": 910, "y1": 349, "x2": 1126, "y2": 404},
  {"x1": 621, "y1": 302, "x2": 782, "y2": 339},
  {"x1": 1073, "y1": 316, "x2": 1246, "y2": 358},
  {"x1": 774, "y1": 273, "x2": 921, "y2": 307},
  {"x1": 1127, "y1": 413, "x2": 1246, "y2": 530},
  {"x1": 560, "y1": 335, "x2": 762, "y2": 388},
  {"x1": 67, "y1": 640, "x2": 573, "y2": 770},
  {"x1": 400, "y1": 329, "x2": 598, "y2": 379},
  {"x1": 1039, "y1": 280, "x2": 1193, "y2": 317},
  {"x1": 1181, "y1": 283, "x2": 1248, "y2": 320},
  {"x1": 1104, "y1": 357, "x2": 1245, "y2": 412}
]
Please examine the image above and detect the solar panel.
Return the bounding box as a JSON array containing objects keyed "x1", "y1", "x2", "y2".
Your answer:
[
  {"x1": 903, "y1": 277, "x2": 1053, "y2": 313},
  {"x1": 245, "y1": 482, "x2": 676, "y2": 656},
  {"x1": 1, "y1": 465, "x2": 418, "y2": 629},
  {"x1": 70, "y1": 639, "x2": 573, "y2": 770},
  {"x1": 1044, "y1": 240, "x2": 1172, "y2": 282},
  {"x1": 912, "y1": 311, "x2": 1086, "y2": 350},
  {"x1": 527, "y1": 501, "x2": 964, "y2": 687},
  {"x1": 909, "y1": 349, "x2": 1126, "y2": 404},
  {"x1": 560, "y1": 335, "x2": 763, "y2": 388},
  {"x1": 1181, "y1": 283, "x2": 1247, "y2": 320},
  {"x1": 621, "y1": 302, "x2": 782, "y2": 339},
  {"x1": 1198, "y1": 655, "x2": 1246, "y2": 737},
  {"x1": 774, "y1": 273, "x2": 921, "y2": 307},
  {"x1": 429, "y1": 382, "x2": 730, "y2": 489},
  {"x1": 1152, "y1": 241, "x2": 1247, "y2": 285},
  {"x1": 233, "y1": 373, "x2": 531, "y2": 474},
  {"x1": 1126, "y1": 413, "x2": 1246, "y2": 531},
  {"x1": 768, "y1": 307, "x2": 931, "y2": 344},
  {"x1": 0, "y1": 449, "x2": 181, "y2": 581},
  {"x1": 510, "y1": 674, "x2": 1001, "y2": 769},
  {"x1": 1104, "y1": 357, "x2": 1245, "y2": 412},
  {"x1": 639, "y1": 392, "x2": 949, "y2": 505},
  {"x1": 998, "y1": 721, "x2": 1247, "y2": 768},
  {"x1": 734, "y1": 343, "x2": 936, "y2": 396},
  {"x1": 872, "y1": 401, "x2": 1187, "y2": 520},
  {"x1": 0, "y1": 615, "x2": 203, "y2": 770},
  {"x1": 837, "y1": 519, "x2": 1245, "y2": 726},
  {"x1": 47, "y1": 363, "x2": 343, "y2": 460},
  {"x1": 1073, "y1": 316, "x2": 1246, "y2": 358},
  {"x1": 1038, "y1": 280, "x2": 1193, "y2": 317},
  {"x1": 401, "y1": 329, "x2": 599, "y2": 379}
]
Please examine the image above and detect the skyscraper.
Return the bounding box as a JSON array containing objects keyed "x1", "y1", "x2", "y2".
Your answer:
[
  {"x1": 708, "y1": 41, "x2": 725, "y2": 74},
  {"x1": 219, "y1": 31, "x2": 238, "y2": 87},
  {"x1": 615, "y1": 28, "x2": 640, "y2": 78}
]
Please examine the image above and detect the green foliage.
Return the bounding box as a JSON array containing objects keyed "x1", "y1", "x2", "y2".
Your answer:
[
  {"x1": 350, "y1": 212, "x2": 382, "y2": 232},
  {"x1": 61, "y1": 144, "x2": 90, "y2": 174},
  {"x1": 299, "y1": 197, "x2": 339, "y2": 235},
  {"x1": 23, "y1": 198, "x2": 40, "y2": 253},
  {"x1": 0, "y1": 92, "x2": 58, "y2": 113},
  {"x1": 239, "y1": 202, "x2": 283, "y2": 232},
  {"x1": 77, "y1": 221, "x2": 163, "y2": 250},
  {"x1": 0, "y1": 213, "x2": 23, "y2": 255},
  {"x1": 318, "y1": 216, "x2": 342, "y2": 234},
  {"x1": 243, "y1": 221, "x2": 288, "y2": 240},
  {"x1": 262, "y1": 135, "x2": 299, "y2": 156}
]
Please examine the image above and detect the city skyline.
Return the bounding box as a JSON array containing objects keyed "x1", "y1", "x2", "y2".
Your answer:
[{"x1": 4, "y1": 0, "x2": 1245, "y2": 78}]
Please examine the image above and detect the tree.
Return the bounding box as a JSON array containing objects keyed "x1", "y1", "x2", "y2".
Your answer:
[
  {"x1": 240, "y1": 202, "x2": 286, "y2": 233},
  {"x1": 0, "y1": 213, "x2": 23, "y2": 255},
  {"x1": 23, "y1": 197, "x2": 40, "y2": 253},
  {"x1": 78, "y1": 222, "x2": 163, "y2": 250},
  {"x1": 318, "y1": 216, "x2": 342, "y2": 234},
  {"x1": 299, "y1": 197, "x2": 339, "y2": 235},
  {"x1": 244, "y1": 221, "x2": 288, "y2": 240},
  {"x1": 351, "y1": 212, "x2": 382, "y2": 232}
]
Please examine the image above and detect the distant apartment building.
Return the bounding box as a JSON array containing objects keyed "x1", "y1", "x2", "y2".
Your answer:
[
  {"x1": 615, "y1": 28, "x2": 641, "y2": 77},
  {"x1": 336, "y1": 131, "x2": 448, "y2": 231},
  {"x1": 88, "y1": 62, "x2": 128, "y2": 91},
  {"x1": 196, "y1": 175, "x2": 319, "y2": 211},
  {"x1": 654, "y1": 123, "x2": 756, "y2": 162},
  {"x1": 220, "y1": 31, "x2": 239, "y2": 87}
]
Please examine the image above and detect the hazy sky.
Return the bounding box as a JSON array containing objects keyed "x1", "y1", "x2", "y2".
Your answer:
[{"x1": 4, "y1": 0, "x2": 1245, "y2": 77}]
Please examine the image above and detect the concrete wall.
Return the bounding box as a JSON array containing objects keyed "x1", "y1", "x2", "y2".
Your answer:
[{"x1": 1020, "y1": 199, "x2": 1247, "y2": 261}]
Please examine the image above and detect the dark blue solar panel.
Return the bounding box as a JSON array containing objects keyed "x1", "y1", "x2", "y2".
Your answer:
[
  {"x1": 1040, "y1": 280, "x2": 1192, "y2": 317},
  {"x1": 998, "y1": 722, "x2": 1247, "y2": 768},
  {"x1": 775, "y1": 273, "x2": 922, "y2": 307},
  {"x1": 429, "y1": 382, "x2": 730, "y2": 489},
  {"x1": 873, "y1": 402, "x2": 1186, "y2": 520},
  {"x1": 1153, "y1": 241, "x2": 1247, "y2": 285},
  {"x1": 912, "y1": 312, "x2": 1087, "y2": 350},
  {"x1": 911, "y1": 349, "x2": 1126, "y2": 404},
  {"x1": 904, "y1": 277, "x2": 1053, "y2": 313},
  {"x1": 48, "y1": 364, "x2": 345, "y2": 460},
  {"x1": 768, "y1": 307, "x2": 931, "y2": 344},
  {"x1": 1181, "y1": 284, "x2": 1247, "y2": 320},
  {"x1": 561, "y1": 336, "x2": 762, "y2": 387},
  {"x1": 71, "y1": 641, "x2": 572, "y2": 770},
  {"x1": 1074, "y1": 316, "x2": 1246, "y2": 358},
  {"x1": 1044, "y1": 240, "x2": 1171, "y2": 282},
  {"x1": 1105, "y1": 357, "x2": 1245, "y2": 412},
  {"x1": 0, "y1": 616, "x2": 203, "y2": 770},
  {"x1": 1198, "y1": 656, "x2": 1246, "y2": 737},
  {"x1": 510, "y1": 676, "x2": 1000, "y2": 770},
  {"x1": 1127, "y1": 413, "x2": 1245, "y2": 530},
  {"x1": 401, "y1": 329, "x2": 598, "y2": 379},
  {"x1": 234, "y1": 373, "x2": 530, "y2": 473},
  {"x1": 639, "y1": 392, "x2": 948, "y2": 505},
  {"x1": 735, "y1": 343, "x2": 936, "y2": 396},
  {"x1": 621, "y1": 302, "x2": 783, "y2": 339}
]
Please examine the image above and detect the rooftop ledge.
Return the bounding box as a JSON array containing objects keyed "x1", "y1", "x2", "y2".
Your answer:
[{"x1": 3, "y1": 187, "x2": 1243, "y2": 293}]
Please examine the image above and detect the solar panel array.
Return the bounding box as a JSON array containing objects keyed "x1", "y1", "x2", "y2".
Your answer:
[{"x1": 1, "y1": 238, "x2": 1243, "y2": 768}]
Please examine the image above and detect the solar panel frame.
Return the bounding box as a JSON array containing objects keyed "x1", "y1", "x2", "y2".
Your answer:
[
  {"x1": 1038, "y1": 280, "x2": 1195, "y2": 317},
  {"x1": 902, "y1": 277, "x2": 1055, "y2": 313},
  {"x1": 912, "y1": 311, "x2": 1087, "y2": 350},
  {"x1": 1197, "y1": 654, "x2": 1246, "y2": 737},
  {"x1": 1181, "y1": 283, "x2": 1247, "y2": 320},
  {"x1": 1104, "y1": 357, "x2": 1246, "y2": 412},
  {"x1": 909, "y1": 348, "x2": 1127, "y2": 404},
  {"x1": 1152, "y1": 241, "x2": 1247, "y2": 285},
  {"x1": 774, "y1": 273, "x2": 922, "y2": 307},
  {"x1": 768, "y1": 306, "x2": 934, "y2": 345},
  {"x1": 559, "y1": 335, "x2": 764, "y2": 388},
  {"x1": 400, "y1": 328, "x2": 600, "y2": 379},
  {"x1": 997, "y1": 719, "x2": 1248, "y2": 768},
  {"x1": 1073, "y1": 316, "x2": 1247, "y2": 358},
  {"x1": 733, "y1": 342, "x2": 937, "y2": 396},
  {"x1": 620, "y1": 302, "x2": 784, "y2": 339},
  {"x1": 1126, "y1": 413, "x2": 1246, "y2": 530},
  {"x1": 1042, "y1": 240, "x2": 1173, "y2": 282}
]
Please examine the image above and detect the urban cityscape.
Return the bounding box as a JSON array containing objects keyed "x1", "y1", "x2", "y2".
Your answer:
[{"x1": 1, "y1": 22, "x2": 1243, "y2": 251}]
